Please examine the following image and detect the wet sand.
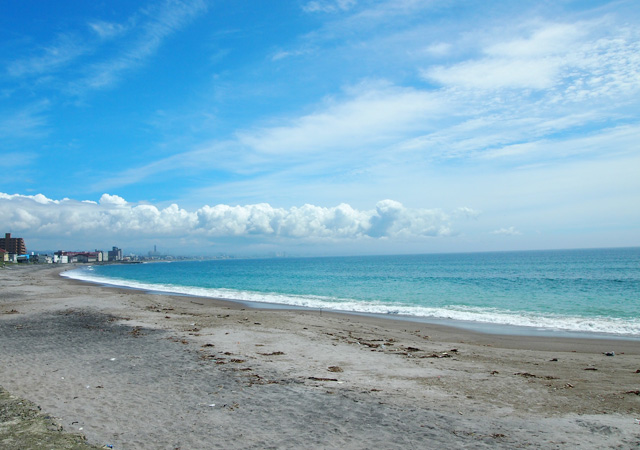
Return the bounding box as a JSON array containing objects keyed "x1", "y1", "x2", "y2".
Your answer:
[{"x1": 1, "y1": 264, "x2": 639, "y2": 449}]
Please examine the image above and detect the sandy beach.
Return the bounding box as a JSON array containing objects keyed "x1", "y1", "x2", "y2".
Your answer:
[{"x1": 1, "y1": 264, "x2": 639, "y2": 449}]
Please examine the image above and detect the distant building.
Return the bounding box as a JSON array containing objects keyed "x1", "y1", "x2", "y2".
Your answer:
[
  {"x1": 0, "y1": 248, "x2": 8, "y2": 262},
  {"x1": 53, "y1": 254, "x2": 68, "y2": 264},
  {"x1": 0, "y1": 233, "x2": 26, "y2": 255},
  {"x1": 108, "y1": 246, "x2": 122, "y2": 261},
  {"x1": 54, "y1": 251, "x2": 103, "y2": 263},
  {"x1": 32, "y1": 254, "x2": 53, "y2": 264}
]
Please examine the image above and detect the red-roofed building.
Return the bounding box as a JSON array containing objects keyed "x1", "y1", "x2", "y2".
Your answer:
[{"x1": 55, "y1": 251, "x2": 103, "y2": 263}]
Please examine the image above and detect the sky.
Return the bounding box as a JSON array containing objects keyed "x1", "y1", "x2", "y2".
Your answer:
[{"x1": 1, "y1": 0, "x2": 639, "y2": 256}]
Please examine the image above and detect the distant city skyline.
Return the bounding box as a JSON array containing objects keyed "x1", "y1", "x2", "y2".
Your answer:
[{"x1": 1, "y1": 1, "x2": 639, "y2": 256}]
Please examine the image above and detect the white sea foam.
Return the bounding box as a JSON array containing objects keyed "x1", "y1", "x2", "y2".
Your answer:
[{"x1": 62, "y1": 267, "x2": 640, "y2": 337}]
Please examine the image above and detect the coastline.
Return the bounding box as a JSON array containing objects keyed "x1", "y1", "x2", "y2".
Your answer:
[
  {"x1": 1, "y1": 264, "x2": 639, "y2": 449},
  {"x1": 63, "y1": 262, "x2": 640, "y2": 345}
]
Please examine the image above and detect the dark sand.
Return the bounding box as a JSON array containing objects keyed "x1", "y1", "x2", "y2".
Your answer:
[{"x1": 1, "y1": 264, "x2": 639, "y2": 449}]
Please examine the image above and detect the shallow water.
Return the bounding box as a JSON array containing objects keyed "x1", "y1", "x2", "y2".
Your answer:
[{"x1": 63, "y1": 247, "x2": 640, "y2": 337}]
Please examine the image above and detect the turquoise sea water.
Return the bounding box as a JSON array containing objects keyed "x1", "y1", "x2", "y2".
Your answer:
[{"x1": 63, "y1": 247, "x2": 640, "y2": 338}]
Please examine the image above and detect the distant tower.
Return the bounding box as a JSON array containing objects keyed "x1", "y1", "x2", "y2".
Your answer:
[{"x1": 154, "y1": 245, "x2": 157, "y2": 253}]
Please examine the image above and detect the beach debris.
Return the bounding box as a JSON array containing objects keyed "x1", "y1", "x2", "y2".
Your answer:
[
  {"x1": 550, "y1": 358, "x2": 558, "y2": 362},
  {"x1": 328, "y1": 366, "x2": 343, "y2": 373},
  {"x1": 230, "y1": 359, "x2": 246, "y2": 363},
  {"x1": 308, "y1": 377, "x2": 339, "y2": 382},
  {"x1": 635, "y1": 369, "x2": 640, "y2": 373},
  {"x1": 223, "y1": 402, "x2": 240, "y2": 410},
  {"x1": 624, "y1": 390, "x2": 640, "y2": 395},
  {"x1": 258, "y1": 351, "x2": 285, "y2": 356},
  {"x1": 360, "y1": 341, "x2": 380, "y2": 348},
  {"x1": 421, "y1": 352, "x2": 453, "y2": 359},
  {"x1": 603, "y1": 351, "x2": 615, "y2": 356},
  {"x1": 563, "y1": 383, "x2": 574, "y2": 389},
  {"x1": 490, "y1": 370, "x2": 500, "y2": 375},
  {"x1": 514, "y1": 372, "x2": 558, "y2": 380},
  {"x1": 584, "y1": 367, "x2": 598, "y2": 371},
  {"x1": 635, "y1": 419, "x2": 640, "y2": 425},
  {"x1": 201, "y1": 343, "x2": 215, "y2": 348},
  {"x1": 128, "y1": 326, "x2": 144, "y2": 337}
]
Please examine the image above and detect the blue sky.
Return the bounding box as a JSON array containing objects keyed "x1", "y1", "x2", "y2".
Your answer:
[{"x1": 1, "y1": 0, "x2": 639, "y2": 256}]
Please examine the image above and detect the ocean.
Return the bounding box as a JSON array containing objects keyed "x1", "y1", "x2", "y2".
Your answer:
[{"x1": 62, "y1": 247, "x2": 640, "y2": 339}]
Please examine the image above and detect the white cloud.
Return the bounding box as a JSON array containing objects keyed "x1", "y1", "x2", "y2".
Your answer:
[
  {"x1": 76, "y1": 0, "x2": 207, "y2": 91},
  {"x1": 7, "y1": 34, "x2": 88, "y2": 78},
  {"x1": 91, "y1": 80, "x2": 451, "y2": 192},
  {"x1": 271, "y1": 49, "x2": 309, "y2": 61},
  {"x1": 426, "y1": 57, "x2": 561, "y2": 90},
  {"x1": 421, "y1": 21, "x2": 640, "y2": 96},
  {"x1": 89, "y1": 21, "x2": 129, "y2": 39},
  {"x1": 424, "y1": 42, "x2": 451, "y2": 57},
  {"x1": 303, "y1": 0, "x2": 357, "y2": 14},
  {"x1": 0, "y1": 193, "x2": 472, "y2": 248},
  {"x1": 491, "y1": 227, "x2": 522, "y2": 236},
  {"x1": 99, "y1": 193, "x2": 128, "y2": 206},
  {"x1": 0, "y1": 101, "x2": 50, "y2": 140},
  {"x1": 237, "y1": 82, "x2": 442, "y2": 156}
]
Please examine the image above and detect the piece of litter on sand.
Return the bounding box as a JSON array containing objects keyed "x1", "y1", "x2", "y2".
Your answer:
[
  {"x1": 110, "y1": 358, "x2": 116, "y2": 361},
  {"x1": 604, "y1": 351, "x2": 615, "y2": 356},
  {"x1": 209, "y1": 404, "x2": 216, "y2": 407},
  {"x1": 635, "y1": 419, "x2": 640, "y2": 425}
]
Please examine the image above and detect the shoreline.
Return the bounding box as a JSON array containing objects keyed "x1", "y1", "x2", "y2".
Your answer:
[
  {"x1": 1, "y1": 264, "x2": 639, "y2": 449},
  {"x1": 63, "y1": 263, "x2": 640, "y2": 346}
]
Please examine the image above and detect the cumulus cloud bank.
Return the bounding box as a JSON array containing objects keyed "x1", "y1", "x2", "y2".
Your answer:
[{"x1": 0, "y1": 193, "x2": 470, "y2": 246}]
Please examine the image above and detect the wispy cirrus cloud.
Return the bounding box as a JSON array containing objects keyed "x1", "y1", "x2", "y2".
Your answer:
[
  {"x1": 90, "y1": 80, "x2": 446, "y2": 191},
  {"x1": 6, "y1": 0, "x2": 207, "y2": 96},
  {"x1": 303, "y1": 0, "x2": 357, "y2": 14},
  {"x1": 88, "y1": 20, "x2": 131, "y2": 40},
  {"x1": 72, "y1": 0, "x2": 207, "y2": 92},
  {"x1": 0, "y1": 100, "x2": 50, "y2": 140},
  {"x1": 7, "y1": 33, "x2": 88, "y2": 78},
  {"x1": 236, "y1": 81, "x2": 443, "y2": 157},
  {"x1": 422, "y1": 20, "x2": 640, "y2": 97}
]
